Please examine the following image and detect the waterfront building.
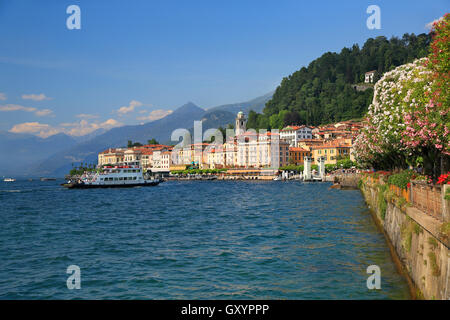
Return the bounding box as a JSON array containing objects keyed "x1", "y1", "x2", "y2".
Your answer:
[
  {"x1": 171, "y1": 143, "x2": 211, "y2": 167},
  {"x1": 224, "y1": 139, "x2": 238, "y2": 168},
  {"x1": 179, "y1": 147, "x2": 192, "y2": 165},
  {"x1": 206, "y1": 146, "x2": 226, "y2": 169},
  {"x1": 205, "y1": 148, "x2": 215, "y2": 169},
  {"x1": 311, "y1": 142, "x2": 351, "y2": 165},
  {"x1": 193, "y1": 143, "x2": 211, "y2": 168},
  {"x1": 280, "y1": 125, "x2": 313, "y2": 147},
  {"x1": 237, "y1": 131, "x2": 258, "y2": 167},
  {"x1": 141, "y1": 150, "x2": 154, "y2": 171},
  {"x1": 151, "y1": 150, "x2": 172, "y2": 173},
  {"x1": 170, "y1": 147, "x2": 182, "y2": 166},
  {"x1": 98, "y1": 148, "x2": 125, "y2": 166},
  {"x1": 289, "y1": 147, "x2": 312, "y2": 165},
  {"x1": 124, "y1": 148, "x2": 142, "y2": 163},
  {"x1": 236, "y1": 131, "x2": 289, "y2": 168},
  {"x1": 96, "y1": 144, "x2": 173, "y2": 173},
  {"x1": 259, "y1": 132, "x2": 289, "y2": 168}
]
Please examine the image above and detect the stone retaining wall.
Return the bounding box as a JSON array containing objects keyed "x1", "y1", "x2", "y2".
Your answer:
[{"x1": 360, "y1": 178, "x2": 449, "y2": 300}]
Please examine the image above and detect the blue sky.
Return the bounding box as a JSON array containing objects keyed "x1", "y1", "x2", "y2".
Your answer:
[{"x1": 0, "y1": 0, "x2": 447, "y2": 137}]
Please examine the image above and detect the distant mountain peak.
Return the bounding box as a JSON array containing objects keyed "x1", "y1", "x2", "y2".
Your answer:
[
  {"x1": 173, "y1": 102, "x2": 204, "y2": 114},
  {"x1": 21, "y1": 95, "x2": 266, "y2": 177}
]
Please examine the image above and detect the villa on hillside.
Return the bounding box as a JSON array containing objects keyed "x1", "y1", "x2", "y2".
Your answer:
[
  {"x1": 364, "y1": 70, "x2": 377, "y2": 83},
  {"x1": 280, "y1": 125, "x2": 313, "y2": 147}
]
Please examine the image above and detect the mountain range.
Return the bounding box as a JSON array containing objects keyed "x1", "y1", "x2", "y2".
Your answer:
[
  {"x1": 0, "y1": 93, "x2": 272, "y2": 177},
  {"x1": 207, "y1": 91, "x2": 273, "y2": 114},
  {"x1": 0, "y1": 131, "x2": 78, "y2": 177}
]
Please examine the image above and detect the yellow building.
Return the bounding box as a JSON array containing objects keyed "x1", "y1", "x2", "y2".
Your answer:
[
  {"x1": 311, "y1": 144, "x2": 351, "y2": 165},
  {"x1": 141, "y1": 150, "x2": 154, "y2": 171},
  {"x1": 124, "y1": 148, "x2": 142, "y2": 163},
  {"x1": 224, "y1": 139, "x2": 237, "y2": 168},
  {"x1": 98, "y1": 148, "x2": 125, "y2": 166},
  {"x1": 205, "y1": 146, "x2": 225, "y2": 169}
]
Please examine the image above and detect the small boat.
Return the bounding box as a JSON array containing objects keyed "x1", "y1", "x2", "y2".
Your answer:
[
  {"x1": 273, "y1": 176, "x2": 282, "y2": 181},
  {"x1": 62, "y1": 161, "x2": 160, "y2": 189},
  {"x1": 3, "y1": 178, "x2": 16, "y2": 182}
]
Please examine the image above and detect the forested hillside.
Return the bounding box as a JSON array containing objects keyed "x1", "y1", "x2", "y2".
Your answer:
[{"x1": 247, "y1": 33, "x2": 431, "y2": 129}]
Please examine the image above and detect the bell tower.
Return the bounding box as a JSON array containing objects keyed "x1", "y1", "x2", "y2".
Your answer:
[{"x1": 235, "y1": 111, "x2": 246, "y2": 136}]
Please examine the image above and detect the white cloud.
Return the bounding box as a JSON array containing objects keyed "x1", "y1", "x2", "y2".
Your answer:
[
  {"x1": 101, "y1": 119, "x2": 121, "y2": 127},
  {"x1": 9, "y1": 122, "x2": 59, "y2": 138},
  {"x1": 0, "y1": 103, "x2": 53, "y2": 117},
  {"x1": 136, "y1": 109, "x2": 173, "y2": 122},
  {"x1": 22, "y1": 93, "x2": 52, "y2": 101},
  {"x1": 0, "y1": 104, "x2": 36, "y2": 112},
  {"x1": 0, "y1": 93, "x2": 6, "y2": 100},
  {"x1": 9, "y1": 118, "x2": 123, "y2": 138},
  {"x1": 425, "y1": 16, "x2": 444, "y2": 30},
  {"x1": 117, "y1": 100, "x2": 143, "y2": 115},
  {"x1": 59, "y1": 118, "x2": 123, "y2": 136}
]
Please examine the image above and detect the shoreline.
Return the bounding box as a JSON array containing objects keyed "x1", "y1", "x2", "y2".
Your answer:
[
  {"x1": 359, "y1": 175, "x2": 449, "y2": 300},
  {"x1": 363, "y1": 197, "x2": 416, "y2": 299}
]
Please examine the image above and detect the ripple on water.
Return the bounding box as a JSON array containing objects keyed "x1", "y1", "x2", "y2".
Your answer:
[{"x1": 0, "y1": 180, "x2": 410, "y2": 299}]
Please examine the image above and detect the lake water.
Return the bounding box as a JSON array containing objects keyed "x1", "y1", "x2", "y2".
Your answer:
[{"x1": 0, "y1": 179, "x2": 410, "y2": 299}]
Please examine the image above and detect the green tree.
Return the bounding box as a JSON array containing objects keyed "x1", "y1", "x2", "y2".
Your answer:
[
  {"x1": 261, "y1": 33, "x2": 431, "y2": 127},
  {"x1": 147, "y1": 138, "x2": 159, "y2": 145}
]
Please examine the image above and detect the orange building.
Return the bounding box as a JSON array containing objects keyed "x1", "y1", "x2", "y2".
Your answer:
[{"x1": 289, "y1": 147, "x2": 312, "y2": 165}]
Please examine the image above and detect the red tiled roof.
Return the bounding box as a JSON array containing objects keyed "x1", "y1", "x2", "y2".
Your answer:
[
  {"x1": 281, "y1": 125, "x2": 311, "y2": 131},
  {"x1": 142, "y1": 144, "x2": 171, "y2": 149},
  {"x1": 260, "y1": 132, "x2": 280, "y2": 136},
  {"x1": 289, "y1": 147, "x2": 309, "y2": 152},
  {"x1": 100, "y1": 148, "x2": 124, "y2": 154}
]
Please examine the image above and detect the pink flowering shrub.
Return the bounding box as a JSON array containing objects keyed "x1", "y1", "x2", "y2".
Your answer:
[{"x1": 354, "y1": 14, "x2": 449, "y2": 176}]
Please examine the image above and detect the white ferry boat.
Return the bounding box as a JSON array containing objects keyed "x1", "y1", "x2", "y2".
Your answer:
[
  {"x1": 3, "y1": 178, "x2": 16, "y2": 182},
  {"x1": 63, "y1": 162, "x2": 160, "y2": 189}
]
